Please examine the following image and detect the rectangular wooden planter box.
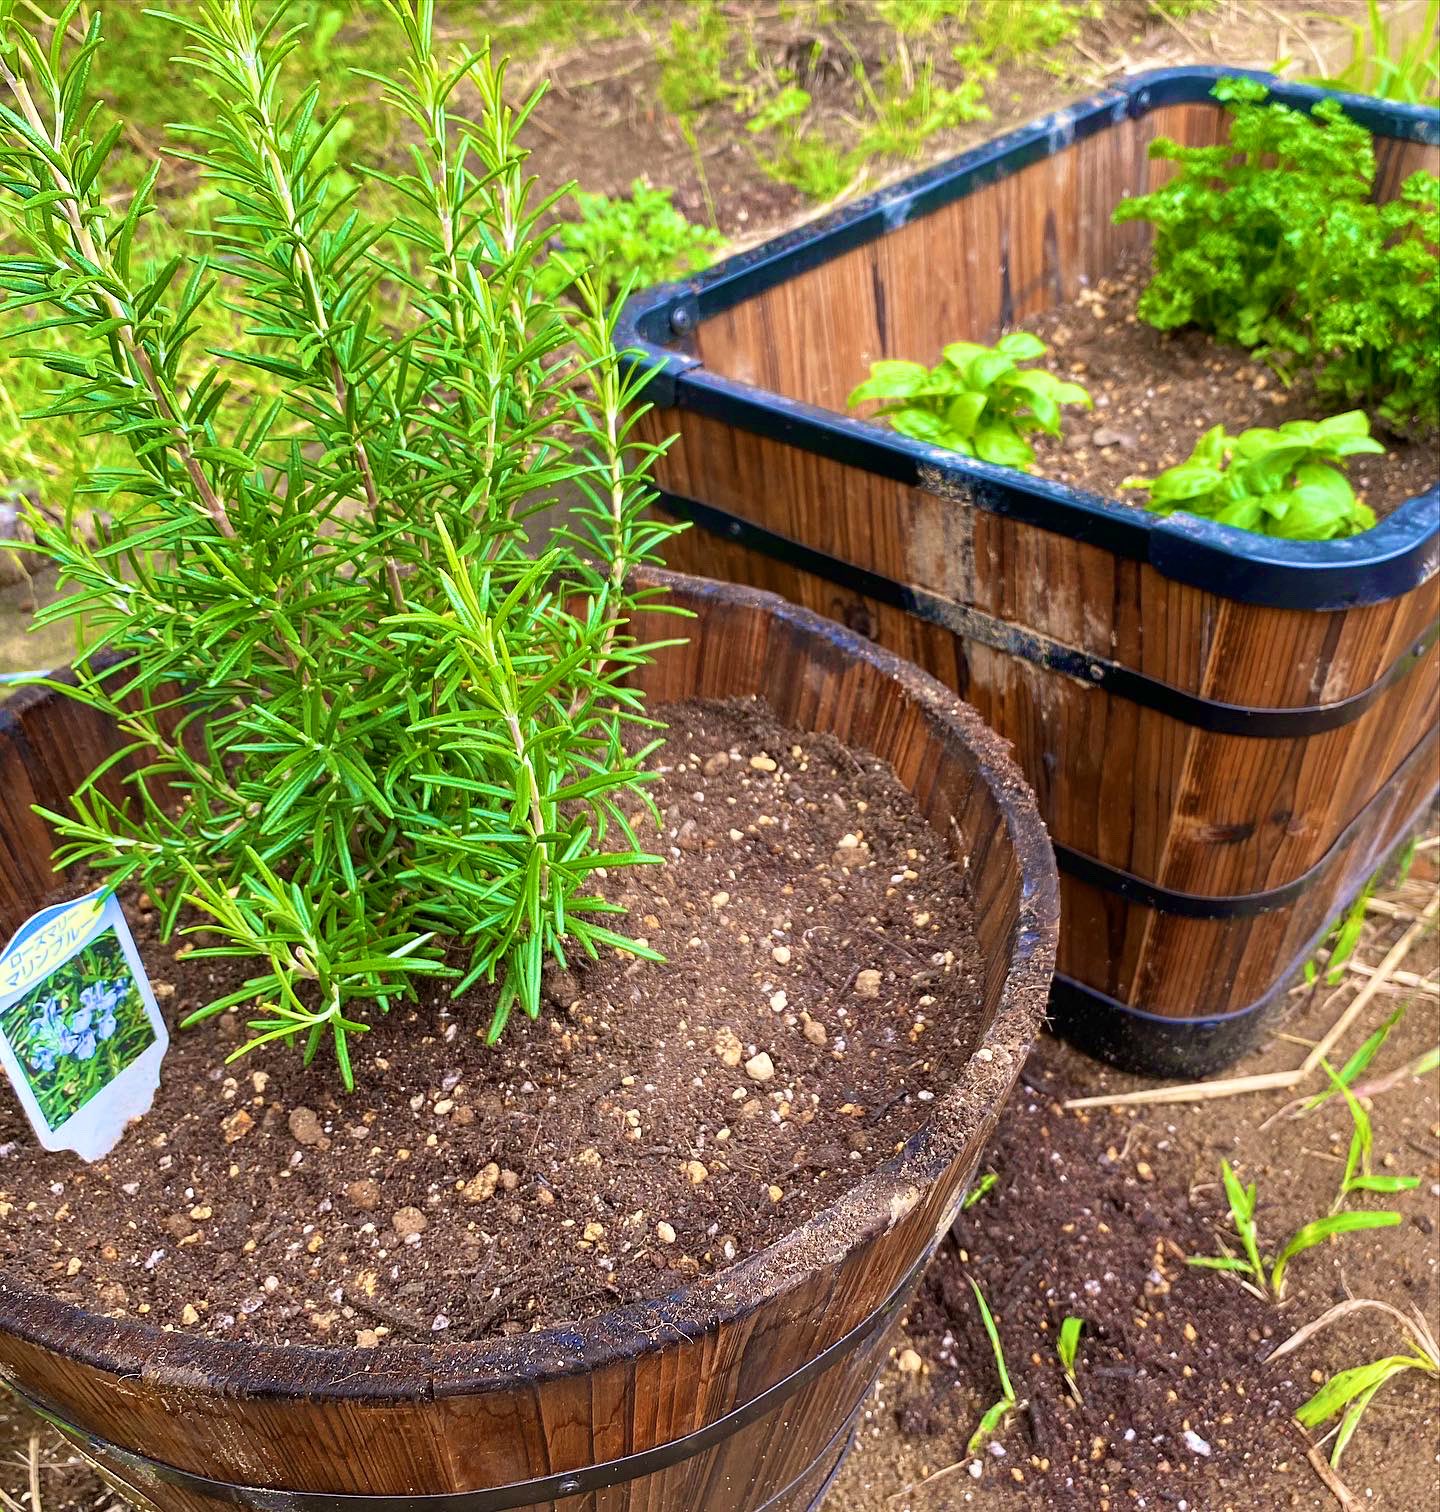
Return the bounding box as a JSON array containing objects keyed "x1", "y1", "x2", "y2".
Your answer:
[{"x1": 620, "y1": 68, "x2": 1440, "y2": 1077}]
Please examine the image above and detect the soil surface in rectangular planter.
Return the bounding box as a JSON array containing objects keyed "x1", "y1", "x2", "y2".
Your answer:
[
  {"x1": 1025, "y1": 256, "x2": 1436, "y2": 517},
  {"x1": 0, "y1": 695, "x2": 985, "y2": 1347}
]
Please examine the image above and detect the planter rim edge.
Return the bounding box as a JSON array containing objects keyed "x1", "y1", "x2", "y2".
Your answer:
[{"x1": 0, "y1": 568, "x2": 1059, "y2": 1402}]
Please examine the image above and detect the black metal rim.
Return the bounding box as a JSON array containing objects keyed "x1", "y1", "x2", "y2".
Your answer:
[{"x1": 618, "y1": 70, "x2": 1440, "y2": 611}]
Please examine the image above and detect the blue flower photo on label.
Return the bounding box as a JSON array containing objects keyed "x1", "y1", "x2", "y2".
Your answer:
[{"x1": 0, "y1": 929, "x2": 156, "y2": 1130}]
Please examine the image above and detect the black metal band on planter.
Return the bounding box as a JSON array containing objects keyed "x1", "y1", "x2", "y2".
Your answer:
[
  {"x1": 655, "y1": 491, "x2": 1440, "y2": 740},
  {"x1": 9, "y1": 1247, "x2": 929, "y2": 1512},
  {"x1": 1055, "y1": 727, "x2": 1435, "y2": 918},
  {"x1": 1050, "y1": 782, "x2": 1440, "y2": 1079}
]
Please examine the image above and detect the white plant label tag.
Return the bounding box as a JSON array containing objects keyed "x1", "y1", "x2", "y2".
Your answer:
[{"x1": 0, "y1": 890, "x2": 167, "y2": 1161}]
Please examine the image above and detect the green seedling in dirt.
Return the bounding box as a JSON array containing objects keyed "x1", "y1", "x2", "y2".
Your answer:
[
  {"x1": 1321, "y1": 1059, "x2": 1422, "y2": 1212},
  {"x1": 1306, "y1": 880, "x2": 1373, "y2": 986},
  {"x1": 543, "y1": 180, "x2": 724, "y2": 306},
  {"x1": 1187, "y1": 1159, "x2": 1402, "y2": 1299},
  {"x1": 1306, "y1": 842, "x2": 1417, "y2": 986},
  {"x1": 848, "y1": 334, "x2": 1091, "y2": 470},
  {"x1": 1271, "y1": 1299, "x2": 1440, "y2": 1467},
  {"x1": 1056, "y1": 1315, "x2": 1084, "y2": 1403},
  {"x1": 1124, "y1": 412, "x2": 1383, "y2": 541},
  {"x1": 966, "y1": 1277, "x2": 1019, "y2": 1455},
  {"x1": 757, "y1": 130, "x2": 857, "y2": 202},
  {"x1": 962, "y1": 1170, "x2": 998, "y2": 1209}
]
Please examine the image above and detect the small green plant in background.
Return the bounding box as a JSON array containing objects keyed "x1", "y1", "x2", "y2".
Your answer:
[
  {"x1": 1272, "y1": 1299, "x2": 1440, "y2": 1467},
  {"x1": 1301, "y1": 0, "x2": 1440, "y2": 102},
  {"x1": 1306, "y1": 841, "x2": 1418, "y2": 985},
  {"x1": 966, "y1": 1277, "x2": 1019, "y2": 1455},
  {"x1": 1187, "y1": 1158, "x2": 1402, "y2": 1299},
  {"x1": 1124, "y1": 413, "x2": 1383, "y2": 540},
  {"x1": 853, "y1": 57, "x2": 991, "y2": 160},
  {"x1": 1306, "y1": 881, "x2": 1374, "y2": 986},
  {"x1": 657, "y1": 0, "x2": 739, "y2": 118},
  {"x1": 1115, "y1": 78, "x2": 1440, "y2": 434},
  {"x1": 0, "y1": 0, "x2": 686, "y2": 1081},
  {"x1": 758, "y1": 130, "x2": 857, "y2": 201},
  {"x1": 1056, "y1": 1315, "x2": 1085, "y2": 1403},
  {"x1": 544, "y1": 180, "x2": 724, "y2": 305},
  {"x1": 848, "y1": 333, "x2": 1092, "y2": 469}
]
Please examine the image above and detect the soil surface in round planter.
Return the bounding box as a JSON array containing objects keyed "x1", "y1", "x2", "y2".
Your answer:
[
  {"x1": 1026, "y1": 255, "x2": 1437, "y2": 518},
  {"x1": 0, "y1": 695, "x2": 988, "y2": 1348}
]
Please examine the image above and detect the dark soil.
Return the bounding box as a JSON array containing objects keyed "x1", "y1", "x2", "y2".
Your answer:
[
  {"x1": 1026, "y1": 255, "x2": 1438, "y2": 518},
  {"x1": 0, "y1": 696, "x2": 984, "y2": 1348},
  {"x1": 834, "y1": 844, "x2": 1440, "y2": 1512},
  {"x1": 898, "y1": 1051, "x2": 1298, "y2": 1506}
]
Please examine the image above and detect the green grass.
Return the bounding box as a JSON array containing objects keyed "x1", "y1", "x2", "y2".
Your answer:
[
  {"x1": 680, "y1": 0, "x2": 1106, "y2": 203},
  {"x1": 1302, "y1": 0, "x2": 1440, "y2": 102}
]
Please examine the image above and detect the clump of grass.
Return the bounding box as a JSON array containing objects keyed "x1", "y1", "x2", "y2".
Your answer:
[
  {"x1": 1187, "y1": 1158, "x2": 1402, "y2": 1299},
  {"x1": 657, "y1": 0, "x2": 738, "y2": 118},
  {"x1": 852, "y1": 57, "x2": 991, "y2": 160},
  {"x1": 1301, "y1": 0, "x2": 1439, "y2": 102},
  {"x1": 1271, "y1": 1299, "x2": 1440, "y2": 1467}
]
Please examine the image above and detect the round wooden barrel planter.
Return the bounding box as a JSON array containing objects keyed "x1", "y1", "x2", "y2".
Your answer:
[
  {"x1": 0, "y1": 571, "x2": 1058, "y2": 1512},
  {"x1": 618, "y1": 68, "x2": 1440, "y2": 1078}
]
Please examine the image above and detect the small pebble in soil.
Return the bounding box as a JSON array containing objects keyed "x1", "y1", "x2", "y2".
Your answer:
[{"x1": 392, "y1": 1207, "x2": 427, "y2": 1238}]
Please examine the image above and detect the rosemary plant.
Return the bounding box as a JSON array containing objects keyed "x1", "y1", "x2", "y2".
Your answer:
[{"x1": 0, "y1": 0, "x2": 683, "y2": 1083}]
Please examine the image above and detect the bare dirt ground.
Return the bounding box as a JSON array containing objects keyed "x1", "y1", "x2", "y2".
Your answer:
[
  {"x1": 2, "y1": 3, "x2": 1435, "y2": 1508},
  {"x1": 833, "y1": 844, "x2": 1440, "y2": 1512}
]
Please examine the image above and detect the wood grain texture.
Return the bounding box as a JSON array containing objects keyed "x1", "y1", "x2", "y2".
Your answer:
[
  {"x1": 637, "y1": 99, "x2": 1438, "y2": 1028},
  {"x1": 0, "y1": 571, "x2": 1058, "y2": 1511}
]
